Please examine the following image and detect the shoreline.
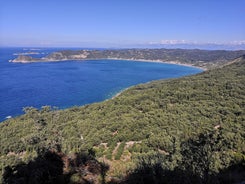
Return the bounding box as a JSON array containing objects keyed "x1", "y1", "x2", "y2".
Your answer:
[
  {"x1": 10, "y1": 57, "x2": 206, "y2": 71},
  {"x1": 103, "y1": 58, "x2": 206, "y2": 71},
  {"x1": 4, "y1": 57, "x2": 204, "y2": 122},
  {"x1": 108, "y1": 59, "x2": 205, "y2": 99},
  {"x1": 111, "y1": 87, "x2": 130, "y2": 99}
]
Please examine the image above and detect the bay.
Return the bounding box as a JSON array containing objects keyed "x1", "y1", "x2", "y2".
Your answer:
[{"x1": 0, "y1": 48, "x2": 203, "y2": 121}]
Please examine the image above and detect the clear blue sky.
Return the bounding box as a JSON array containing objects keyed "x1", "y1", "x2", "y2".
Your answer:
[{"x1": 0, "y1": 0, "x2": 244, "y2": 47}]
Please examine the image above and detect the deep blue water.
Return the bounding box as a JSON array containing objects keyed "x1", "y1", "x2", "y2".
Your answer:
[{"x1": 0, "y1": 47, "x2": 203, "y2": 121}]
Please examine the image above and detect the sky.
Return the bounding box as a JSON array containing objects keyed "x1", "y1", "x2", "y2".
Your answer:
[{"x1": 0, "y1": 0, "x2": 244, "y2": 48}]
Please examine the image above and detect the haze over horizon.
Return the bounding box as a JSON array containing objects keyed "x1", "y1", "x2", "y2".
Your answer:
[{"x1": 0, "y1": 0, "x2": 244, "y2": 49}]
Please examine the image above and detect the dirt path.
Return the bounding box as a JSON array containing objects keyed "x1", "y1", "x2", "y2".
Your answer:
[{"x1": 112, "y1": 142, "x2": 121, "y2": 160}]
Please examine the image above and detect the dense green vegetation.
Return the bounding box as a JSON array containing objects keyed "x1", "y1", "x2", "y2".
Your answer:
[
  {"x1": 14, "y1": 48, "x2": 245, "y2": 69},
  {"x1": 123, "y1": 130, "x2": 245, "y2": 184},
  {"x1": 2, "y1": 149, "x2": 109, "y2": 184},
  {"x1": 82, "y1": 48, "x2": 245, "y2": 69},
  {"x1": 1, "y1": 56, "x2": 245, "y2": 183}
]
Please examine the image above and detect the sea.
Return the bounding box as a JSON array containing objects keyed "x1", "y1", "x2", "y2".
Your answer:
[{"x1": 0, "y1": 47, "x2": 203, "y2": 122}]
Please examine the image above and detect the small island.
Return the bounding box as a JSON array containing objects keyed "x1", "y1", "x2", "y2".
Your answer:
[{"x1": 10, "y1": 48, "x2": 245, "y2": 69}]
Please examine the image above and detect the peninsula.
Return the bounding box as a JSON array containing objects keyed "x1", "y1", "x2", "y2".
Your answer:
[{"x1": 11, "y1": 48, "x2": 245, "y2": 69}]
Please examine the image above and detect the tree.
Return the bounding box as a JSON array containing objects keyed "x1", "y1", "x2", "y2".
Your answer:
[{"x1": 180, "y1": 129, "x2": 226, "y2": 183}]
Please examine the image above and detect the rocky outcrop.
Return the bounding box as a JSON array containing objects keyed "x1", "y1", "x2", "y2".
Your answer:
[
  {"x1": 45, "y1": 50, "x2": 89, "y2": 60},
  {"x1": 11, "y1": 50, "x2": 91, "y2": 63},
  {"x1": 10, "y1": 55, "x2": 41, "y2": 63}
]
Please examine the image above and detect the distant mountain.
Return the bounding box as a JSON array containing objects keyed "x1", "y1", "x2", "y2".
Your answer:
[{"x1": 145, "y1": 43, "x2": 245, "y2": 50}]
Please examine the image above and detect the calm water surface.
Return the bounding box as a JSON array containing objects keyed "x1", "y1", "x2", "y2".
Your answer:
[{"x1": 0, "y1": 48, "x2": 203, "y2": 121}]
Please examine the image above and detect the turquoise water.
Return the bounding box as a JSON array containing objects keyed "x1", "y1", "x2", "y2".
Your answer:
[{"x1": 0, "y1": 48, "x2": 203, "y2": 121}]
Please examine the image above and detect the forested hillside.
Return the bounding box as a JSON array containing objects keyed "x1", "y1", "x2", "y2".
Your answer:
[
  {"x1": 0, "y1": 56, "x2": 244, "y2": 183},
  {"x1": 12, "y1": 48, "x2": 245, "y2": 69}
]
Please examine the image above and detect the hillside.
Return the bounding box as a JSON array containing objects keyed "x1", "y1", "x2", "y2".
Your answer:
[
  {"x1": 1, "y1": 56, "x2": 245, "y2": 183},
  {"x1": 11, "y1": 48, "x2": 245, "y2": 69}
]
